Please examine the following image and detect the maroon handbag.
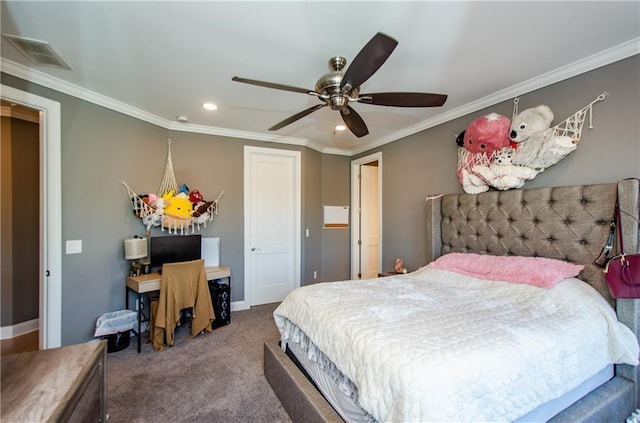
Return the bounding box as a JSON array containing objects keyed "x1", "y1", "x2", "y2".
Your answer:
[
  {"x1": 605, "y1": 254, "x2": 640, "y2": 298},
  {"x1": 603, "y1": 200, "x2": 640, "y2": 299}
]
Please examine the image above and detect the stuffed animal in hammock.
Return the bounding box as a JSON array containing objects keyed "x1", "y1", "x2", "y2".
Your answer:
[
  {"x1": 509, "y1": 105, "x2": 578, "y2": 170},
  {"x1": 471, "y1": 147, "x2": 538, "y2": 190},
  {"x1": 457, "y1": 113, "x2": 512, "y2": 194}
]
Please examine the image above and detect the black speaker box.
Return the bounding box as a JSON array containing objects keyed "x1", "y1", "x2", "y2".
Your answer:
[{"x1": 208, "y1": 278, "x2": 231, "y2": 329}]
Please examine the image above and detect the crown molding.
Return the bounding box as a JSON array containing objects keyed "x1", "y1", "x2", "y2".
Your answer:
[
  {"x1": 0, "y1": 59, "x2": 337, "y2": 153},
  {"x1": 3, "y1": 36, "x2": 638, "y2": 157},
  {"x1": 350, "y1": 37, "x2": 640, "y2": 156}
]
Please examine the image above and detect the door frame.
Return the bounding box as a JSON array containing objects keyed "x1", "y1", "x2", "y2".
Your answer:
[
  {"x1": 243, "y1": 146, "x2": 301, "y2": 307},
  {"x1": 1, "y1": 84, "x2": 62, "y2": 349},
  {"x1": 350, "y1": 152, "x2": 382, "y2": 279}
]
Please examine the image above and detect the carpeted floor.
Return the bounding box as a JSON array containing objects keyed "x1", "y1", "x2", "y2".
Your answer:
[{"x1": 106, "y1": 302, "x2": 292, "y2": 423}]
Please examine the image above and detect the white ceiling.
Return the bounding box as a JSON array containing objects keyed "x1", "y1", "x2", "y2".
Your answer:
[{"x1": 1, "y1": 1, "x2": 639, "y2": 155}]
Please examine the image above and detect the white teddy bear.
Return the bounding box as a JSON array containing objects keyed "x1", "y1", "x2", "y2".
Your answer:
[
  {"x1": 509, "y1": 105, "x2": 578, "y2": 170},
  {"x1": 472, "y1": 148, "x2": 539, "y2": 190}
]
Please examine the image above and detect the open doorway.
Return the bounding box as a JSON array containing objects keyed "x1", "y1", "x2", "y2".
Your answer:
[
  {"x1": 350, "y1": 152, "x2": 382, "y2": 279},
  {"x1": 1, "y1": 85, "x2": 62, "y2": 349}
]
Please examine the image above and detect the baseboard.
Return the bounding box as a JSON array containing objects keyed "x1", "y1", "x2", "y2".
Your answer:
[
  {"x1": 0, "y1": 318, "x2": 39, "y2": 340},
  {"x1": 231, "y1": 300, "x2": 250, "y2": 312}
]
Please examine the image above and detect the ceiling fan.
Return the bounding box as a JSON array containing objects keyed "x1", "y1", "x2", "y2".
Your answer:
[{"x1": 232, "y1": 32, "x2": 447, "y2": 138}]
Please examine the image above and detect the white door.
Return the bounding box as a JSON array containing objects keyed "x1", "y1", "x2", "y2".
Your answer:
[
  {"x1": 360, "y1": 165, "x2": 379, "y2": 279},
  {"x1": 351, "y1": 152, "x2": 382, "y2": 279},
  {"x1": 244, "y1": 146, "x2": 301, "y2": 306}
]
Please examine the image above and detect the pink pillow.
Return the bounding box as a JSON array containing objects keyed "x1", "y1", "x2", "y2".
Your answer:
[{"x1": 426, "y1": 253, "x2": 584, "y2": 288}]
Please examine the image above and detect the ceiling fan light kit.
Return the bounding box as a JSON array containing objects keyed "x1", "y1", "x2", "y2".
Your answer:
[{"x1": 232, "y1": 32, "x2": 447, "y2": 138}]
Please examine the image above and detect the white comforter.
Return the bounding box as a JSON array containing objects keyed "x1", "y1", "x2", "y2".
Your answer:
[{"x1": 273, "y1": 267, "x2": 639, "y2": 422}]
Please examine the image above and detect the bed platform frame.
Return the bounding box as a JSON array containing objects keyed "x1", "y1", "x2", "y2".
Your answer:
[{"x1": 265, "y1": 180, "x2": 640, "y2": 422}]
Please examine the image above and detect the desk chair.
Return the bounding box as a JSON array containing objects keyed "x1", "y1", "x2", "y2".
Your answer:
[{"x1": 151, "y1": 259, "x2": 215, "y2": 351}]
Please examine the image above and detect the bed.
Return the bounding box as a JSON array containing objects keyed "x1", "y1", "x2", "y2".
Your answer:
[{"x1": 264, "y1": 180, "x2": 640, "y2": 423}]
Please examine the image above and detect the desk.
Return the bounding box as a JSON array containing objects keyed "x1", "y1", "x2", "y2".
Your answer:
[{"x1": 126, "y1": 265, "x2": 231, "y2": 353}]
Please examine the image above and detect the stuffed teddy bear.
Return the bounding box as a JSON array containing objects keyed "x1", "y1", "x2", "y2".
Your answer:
[
  {"x1": 472, "y1": 147, "x2": 539, "y2": 190},
  {"x1": 509, "y1": 105, "x2": 578, "y2": 170},
  {"x1": 457, "y1": 113, "x2": 512, "y2": 194}
]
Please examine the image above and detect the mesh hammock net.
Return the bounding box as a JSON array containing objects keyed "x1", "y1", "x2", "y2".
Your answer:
[
  {"x1": 121, "y1": 140, "x2": 224, "y2": 235},
  {"x1": 457, "y1": 92, "x2": 609, "y2": 190}
]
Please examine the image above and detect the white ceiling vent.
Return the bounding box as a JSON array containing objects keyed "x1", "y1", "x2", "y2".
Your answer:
[{"x1": 2, "y1": 34, "x2": 71, "y2": 70}]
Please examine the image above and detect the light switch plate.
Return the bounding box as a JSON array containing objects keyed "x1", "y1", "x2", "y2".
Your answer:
[{"x1": 66, "y1": 240, "x2": 82, "y2": 254}]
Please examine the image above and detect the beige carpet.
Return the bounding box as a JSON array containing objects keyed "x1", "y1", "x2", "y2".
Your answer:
[{"x1": 106, "y1": 302, "x2": 292, "y2": 423}]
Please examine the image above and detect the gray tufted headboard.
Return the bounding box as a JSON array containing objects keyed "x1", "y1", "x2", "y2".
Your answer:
[
  {"x1": 426, "y1": 181, "x2": 640, "y2": 305},
  {"x1": 426, "y1": 179, "x2": 640, "y2": 412}
]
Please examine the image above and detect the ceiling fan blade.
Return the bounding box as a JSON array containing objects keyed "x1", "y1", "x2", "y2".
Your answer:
[
  {"x1": 340, "y1": 106, "x2": 369, "y2": 138},
  {"x1": 269, "y1": 104, "x2": 326, "y2": 131},
  {"x1": 232, "y1": 76, "x2": 314, "y2": 95},
  {"x1": 340, "y1": 32, "x2": 398, "y2": 93},
  {"x1": 358, "y1": 92, "x2": 448, "y2": 107}
]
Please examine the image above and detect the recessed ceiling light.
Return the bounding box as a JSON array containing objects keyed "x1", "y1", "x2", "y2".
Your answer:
[
  {"x1": 202, "y1": 102, "x2": 218, "y2": 111},
  {"x1": 335, "y1": 124, "x2": 347, "y2": 131}
]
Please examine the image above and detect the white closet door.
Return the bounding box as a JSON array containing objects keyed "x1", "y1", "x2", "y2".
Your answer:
[{"x1": 244, "y1": 146, "x2": 300, "y2": 305}]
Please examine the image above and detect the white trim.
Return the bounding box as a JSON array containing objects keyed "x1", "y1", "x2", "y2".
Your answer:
[
  {"x1": 0, "y1": 319, "x2": 39, "y2": 340},
  {"x1": 1, "y1": 84, "x2": 62, "y2": 349},
  {"x1": 349, "y1": 37, "x2": 640, "y2": 156},
  {"x1": 2, "y1": 38, "x2": 637, "y2": 158},
  {"x1": 1, "y1": 60, "x2": 349, "y2": 155},
  {"x1": 350, "y1": 152, "x2": 383, "y2": 280},
  {"x1": 243, "y1": 146, "x2": 302, "y2": 306},
  {"x1": 230, "y1": 300, "x2": 250, "y2": 312}
]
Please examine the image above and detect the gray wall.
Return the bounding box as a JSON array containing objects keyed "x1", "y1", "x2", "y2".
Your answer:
[
  {"x1": 1, "y1": 115, "x2": 39, "y2": 326},
  {"x1": 357, "y1": 55, "x2": 640, "y2": 272},
  {"x1": 2, "y1": 54, "x2": 638, "y2": 345},
  {"x1": 1, "y1": 72, "x2": 337, "y2": 344},
  {"x1": 320, "y1": 153, "x2": 351, "y2": 282}
]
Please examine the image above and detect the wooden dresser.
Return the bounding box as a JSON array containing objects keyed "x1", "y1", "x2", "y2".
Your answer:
[{"x1": 1, "y1": 340, "x2": 107, "y2": 422}]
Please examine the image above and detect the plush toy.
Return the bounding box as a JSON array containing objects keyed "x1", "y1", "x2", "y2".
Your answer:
[
  {"x1": 147, "y1": 193, "x2": 158, "y2": 206},
  {"x1": 509, "y1": 105, "x2": 577, "y2": 170},
  {"x1": 163, "y1": 192, "x2": 193, "y2": 218},
  {"x1": 160, "y1": 191, "x2": 193, "y2": 230},
  {"x1": 189, "y1": 189, "x2": 203, "y2": 203},
  {"x1": 153, "y1": 197, "x2": 170, "y2": 212},
  {"x1": 463, "y1": 113, "x2": 512, "y2": 154},
  {"x1": 457, "y1": 113, "x2": 512, "y2": 194},
  {"x1": 472, "y1": 148, "x2": 539, "y2": 190},
  {"x1": 143, "y1": 212, "x2": 163, "y2": 230},
  {"x1": 457, "y1": 149, "x2": 490, "y2": 194},
  {"x1": 192, "y1": 201, "x2": 213, "y2": 218}
]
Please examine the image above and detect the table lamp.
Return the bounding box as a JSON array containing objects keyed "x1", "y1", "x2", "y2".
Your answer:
[{"x1": 124, "y1": 237, "x2": 147, "y2": 276}]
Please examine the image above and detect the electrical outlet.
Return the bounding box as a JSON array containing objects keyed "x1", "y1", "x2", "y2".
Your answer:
[
  {"x1": 313, "y1": 270, "x2": 317, "y2": 279},
  {"x1": 305, "y1": 228, "x2": 310, "y2": 237}
]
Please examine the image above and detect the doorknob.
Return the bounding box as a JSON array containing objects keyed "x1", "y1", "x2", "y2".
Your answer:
[{"x1": 251, "y1": 247, "x2": 258, "y2": 251}]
